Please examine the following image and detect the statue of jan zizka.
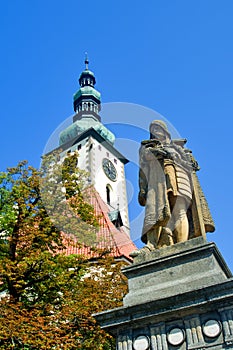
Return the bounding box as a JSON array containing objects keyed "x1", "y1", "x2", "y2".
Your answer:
[{"x1": 131, "y1": 120, "x2": 215, "y2": 257}]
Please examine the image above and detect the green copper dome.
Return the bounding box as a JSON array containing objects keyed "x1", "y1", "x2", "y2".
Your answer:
[
  {"x1": 59, "y1": 118, "x2": 115, "y2": 146},
  {"x1": 73, "y1": 55, "x2": 101, "y2": 113},
  {"x1": 73, "y1": 85, "x2": 101, "y2": 102},
  {"x1": 78, "y1": 69, "x2": 96, "y2": 87},
  {"x1": 62, "y1": 56, "x2": 114, "y2": 146},
  {"x1": 79, "y1": 69, "x2": 95, "y2": 78}
]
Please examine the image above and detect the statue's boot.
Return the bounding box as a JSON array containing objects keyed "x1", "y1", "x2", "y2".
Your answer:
[
  {"x1": 157, "y1": 227, "x2": 174, "y2": 248},
  {"x1": 129, "y1": 245, "x2": 152, "y2": 257},
  {"x1": 129, "y1": 226, "x2": 162, "y2": 257}
]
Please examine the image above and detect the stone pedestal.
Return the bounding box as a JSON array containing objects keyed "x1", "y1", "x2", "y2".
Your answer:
[{"x1": 94, "y1": 238, "x2": 233, "y2": 349}]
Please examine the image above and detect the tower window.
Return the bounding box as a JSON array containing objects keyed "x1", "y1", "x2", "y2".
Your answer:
[
  {"x1": 78, "y1": 144, "x2": 82, "y2": 151},
  {"x1": 114, "y1": 159, "x2": 117, "y2": 164},
  {"x1": 106, "y1": 152, "x2": 109, "y2": 157},
  {"x1": 98, "y1": 145, "x2": 102, "y2": 151}
]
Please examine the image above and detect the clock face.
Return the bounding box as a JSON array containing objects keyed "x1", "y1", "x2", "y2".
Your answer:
[{"x1": 102, "y1": 158, "x2": 117, "y2": 181}]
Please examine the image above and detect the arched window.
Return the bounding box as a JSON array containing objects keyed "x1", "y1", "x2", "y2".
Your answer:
[{"x1": 106, "y1": 185, "x2": 111, "y2": 205}]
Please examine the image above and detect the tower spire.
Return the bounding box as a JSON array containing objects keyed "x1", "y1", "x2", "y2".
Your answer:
[
  {"x1": 78, "y1": 53, "x2": 96, "y2": 88},
  {"x1": 73, "y1": 57, "x2": 101, "y2": 119},
  {"x1": 85, "y1": 52, "x2": 89, "y2": 70}
]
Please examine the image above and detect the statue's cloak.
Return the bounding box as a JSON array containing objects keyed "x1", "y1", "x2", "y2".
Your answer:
[
  {"x1": 139, "y1": 145, "x2": 171, "y2": 243},
  {"x1": 139, "y1": 141, "x2": 215, "y2": 243}
]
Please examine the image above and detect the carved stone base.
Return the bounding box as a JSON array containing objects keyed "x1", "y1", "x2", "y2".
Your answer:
[
  {"x1": 123, "y1": 237, "x2": 232, "y2": 307},
  {"x1": 94, "y1": 238, "x2": 233, "y2": 349}
]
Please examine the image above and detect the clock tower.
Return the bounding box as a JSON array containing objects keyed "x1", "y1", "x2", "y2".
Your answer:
[{"x1": 58, "y1": 56, "x2": 130, "y2": 236}]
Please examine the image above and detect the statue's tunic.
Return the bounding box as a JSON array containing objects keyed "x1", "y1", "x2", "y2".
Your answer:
[{"x1": 164, "y1": 162, "x2": 192, "y2": 200}]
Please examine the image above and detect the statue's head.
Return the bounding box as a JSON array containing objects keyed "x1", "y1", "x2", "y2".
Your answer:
[{"x1": 149, "y1": 120, "x2": 171, "y2": 142}]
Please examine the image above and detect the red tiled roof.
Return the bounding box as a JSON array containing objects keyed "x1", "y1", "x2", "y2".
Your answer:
[{"x1": 61, "y1": 189, "x2": 136, "y2": 262}]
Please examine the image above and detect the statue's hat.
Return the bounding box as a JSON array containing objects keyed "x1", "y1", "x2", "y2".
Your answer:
[{"x1": 149, "y1": 120, "x2": 171, "y2": 138}]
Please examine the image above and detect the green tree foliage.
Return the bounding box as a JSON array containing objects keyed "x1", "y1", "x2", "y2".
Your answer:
[
  {"x1": 0, "y1": 156, "x2": 128, "y2": 349},
  {"x1": 40, "y1": 151, "x2": 99, "y2": 246}
]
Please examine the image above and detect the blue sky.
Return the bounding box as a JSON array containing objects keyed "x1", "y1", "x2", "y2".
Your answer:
[{"x1": 1, "y1": 1, "x2": 233, "y2": 268}]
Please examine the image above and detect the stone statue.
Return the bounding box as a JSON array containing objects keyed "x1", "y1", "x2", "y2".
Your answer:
[{"x1": 131, "y1": 120, "x2": 215, "y2": 257}]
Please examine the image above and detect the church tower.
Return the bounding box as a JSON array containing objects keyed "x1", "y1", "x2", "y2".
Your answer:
[{"x1": 58, "y1": 56, "x2": 130, "y2": 236}]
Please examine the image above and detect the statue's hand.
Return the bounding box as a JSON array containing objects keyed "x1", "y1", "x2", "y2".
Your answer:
[
  {"x1": 164, "y1": 149, "x2": 178, "y2": 160},
  {"x1": 145, "y1": 147, "x2": 167, "y2": 160},
  {"x1": 138, "y1": 191, "x2": 146, "y2": 206}
]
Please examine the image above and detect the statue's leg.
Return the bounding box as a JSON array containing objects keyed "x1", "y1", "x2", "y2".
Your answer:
[{"x1": 172, "y1": 196, "x2": 189, "y2": 243}]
